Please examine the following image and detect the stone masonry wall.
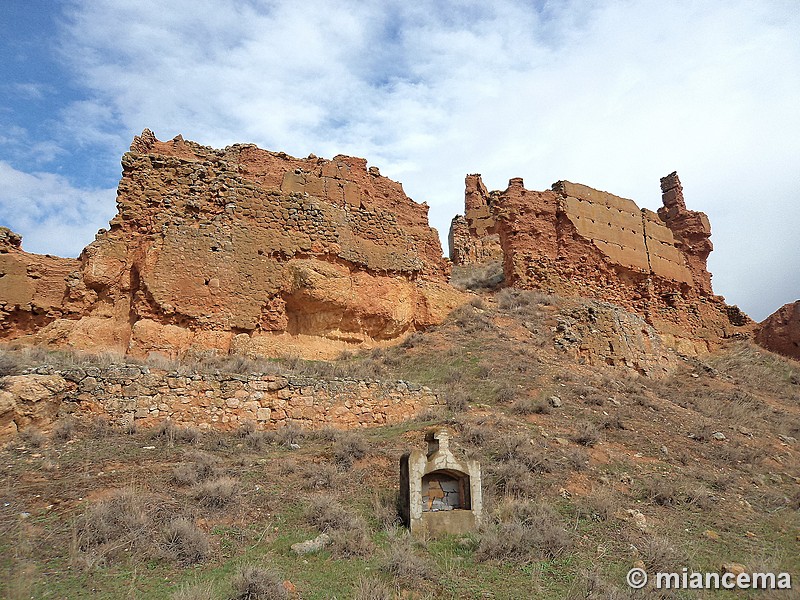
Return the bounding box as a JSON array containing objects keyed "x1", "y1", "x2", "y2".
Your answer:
[{"x1": 3, "y1": 364, "x2": 439, "y2": 435}]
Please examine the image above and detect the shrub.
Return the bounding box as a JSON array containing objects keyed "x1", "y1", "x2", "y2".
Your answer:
[
  {"x1": 228, "y1": 565, "x2": 287, "y2": 600},
  {"x1": 161, "y1": 518, "x2": 210, "y2": 565},
  {"x1": 51, "y1": 418, "x2": 76, "y2": 442},
  {"x1": 173, "y1": 451, "x2": 219, "y2": 486},
  {"x1": 193, "y1": 477, "x2": 238, "y2": 508},
  {"x1": 76, "y1": 489, "x2": 155, "y2": 563},
  {"x1": 637, "y1": 535, "x2": 686, "y2": 574},
  {"x1": 332, "y1": 431, "x2": 369, "y2": 470},
  {"x1": 353, "y1": 576, "x2": 393, "y2": 600},
  {"x1": 19, "y1": 427, "x2": 46, "y2": 448},
  {"x1": 171, "y1": 581, "x2": 215, "y2": 600},
  {"x1": 381, "y1": 536, "x2": 436, "y2": 582},
  {"x1": 573, "y1": 421, "x2": 601, "y2": 447},
  {"x1": 329, "y1": 525, "x2": 374, "y2": 558},
  {"x1": 305, "y1": 495, "x2": 359, "y2": 532},
  {"x1": 450, "y1": 261, "x2": 504, "y2": 291},
  {"x1": 476, "y1": 501, "x2": 570, "y2": 562},
  {"x1": 510, "y1": 397, "x2": 550, "y2": 415},
  {"x1": 0, "y1": 352, "x2": 22, "y2": 377}
]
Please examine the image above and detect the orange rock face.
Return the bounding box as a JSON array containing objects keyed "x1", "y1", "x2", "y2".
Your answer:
[
  {"x1": 449, "y1": 172, "x2": 753, "y2": 352},
  {"x1": 1, "y1": 130, "x2": 464, "y2": 358},
  {"x1": 755, "y1": 301, "x2": 800, "y2": 360}
]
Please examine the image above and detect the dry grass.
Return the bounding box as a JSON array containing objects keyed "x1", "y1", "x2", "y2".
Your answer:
[
  {"x1": 161, "y1": 518, "x2": 210, "y2": 565},
  {"x1": 381, "y1": 536, "x2": 436, "y2": 583},
  {"x1": 228, "y1": 564, "x2": 287, "y2": 600},
  {"x1": 476, "y1": 501, "x2": 571, "y2": 562},
  {"x1": 450, "y1": 261, "x2": 504, "y2": 291},
  {"x1": 193, "y1": 477, "x2": 239, "y2": 509}
]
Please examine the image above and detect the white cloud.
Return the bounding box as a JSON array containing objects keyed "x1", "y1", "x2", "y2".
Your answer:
[
  {"x1": 0, "y1": 161, "x2": 116, "y2": 257},
  {"x1": 6, "y1": 0, "x2": 797, "y2": 319}
]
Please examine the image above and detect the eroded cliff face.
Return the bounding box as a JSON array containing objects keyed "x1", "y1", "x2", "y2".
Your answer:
[
  {"x1": 1, "y1": 131, "x2": 465, "y2": 359},
  {"x1": 755, "y1": 301, "x2": 800, "y2": 361},
  {"x1": 449, "y1": 173, "x2": 753, "y2": 353}
]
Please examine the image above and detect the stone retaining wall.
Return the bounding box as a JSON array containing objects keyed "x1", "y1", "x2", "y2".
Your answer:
[{"x1": 5, "y1": 364, "x2": 439, "y2": 434}]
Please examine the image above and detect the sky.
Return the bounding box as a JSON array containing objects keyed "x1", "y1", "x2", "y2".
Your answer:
[{"x1": 1, "y1": 0, "x2": 798, "y2": 321}]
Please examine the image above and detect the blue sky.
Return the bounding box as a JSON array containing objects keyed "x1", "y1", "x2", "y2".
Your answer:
[{"x1": 1, "y1": 0, "x2": 798, "y2": 321}]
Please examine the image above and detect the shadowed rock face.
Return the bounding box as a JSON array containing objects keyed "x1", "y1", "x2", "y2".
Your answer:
[
  {"x1": 756, "y1": 301, "x2": 800, "y2": 361},
  {"x1": 1, "y1": 130, "x2": 465, "y2": 359},
  {"x1": 449, "y1": 172, "x2": 754, "y2": 353}
]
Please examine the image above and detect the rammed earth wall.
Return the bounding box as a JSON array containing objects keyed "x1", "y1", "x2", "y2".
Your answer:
[{"x1": 9, "y1": 364, "x2": 439, "y2": 432}]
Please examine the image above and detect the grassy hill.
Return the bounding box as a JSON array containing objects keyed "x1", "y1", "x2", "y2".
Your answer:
[{"x1": 1, "y1": 286, "x2": 798, "y2": 599}]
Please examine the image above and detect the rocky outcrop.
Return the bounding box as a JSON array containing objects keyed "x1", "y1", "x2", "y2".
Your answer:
[
  {"x1": 1, "y1": 131, "x2": 465, "y2": 359},
  {"x1": 755, "y1": 301, "x2": 800, "y2": 360},
  {"x1": 0, "y1": 227, "x2": 80, "y2": 338},
  {"x1": 447, "y1": 175, "x2": 502, "y2": 266},
  {"x1": 449, "y1": 173, "x2": 753, "y2": 353}
]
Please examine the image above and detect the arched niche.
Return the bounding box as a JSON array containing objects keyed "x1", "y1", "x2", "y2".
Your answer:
[{"x1": 421, "y1": 468, "x2": 471, "y2": 512}]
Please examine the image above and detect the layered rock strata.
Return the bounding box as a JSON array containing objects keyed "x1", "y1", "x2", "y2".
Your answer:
[
  {"x1": 755, "y1": 301, "x2": 800, "y2": 361},
  {"x1": 1, "y1": 131, "x2": 464, "y2": 358},
  {"x1": 449, "y1": 172, "x2": 753, "y2": 353}
]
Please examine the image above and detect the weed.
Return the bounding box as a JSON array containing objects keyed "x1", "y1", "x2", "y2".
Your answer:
[
  {"x1": 636, "y1": 535, "x2": 686, "y2": 573},
  {"x1": 19, "y1": 427, "x2": 46, "y2": 448},
  {"x1": 161, "y1": 518, "x2": 210, "y2": 565},
  {"x1": 193, "y1": 477, "x2": 239, "y2": 508},
  {"x1": 353, "y1": 575, "x2": 394, "y2": 600},
  {"x1": 381, "y1": 536, "x2": 436, "y2": 582},
  {"x1": 51, "y1": 418, "x2": 77, "y2": 442},
  {"x1": 228, "y1": 564, "x2": 287, "y2": 600},
  {"x1": 476, "y1": 501, "x2": 570, "y2": 562},
  {"x1": 450, "y1": 260, "x2": 504, "y2": 291},
  {"x1": 573, "y1": 421, "x2": 601, "y2": 447},
  {"x1": 510, "y1": 397, "x2": 550, "y2": 415},
  {"x1": 172, "y1": 581, "x2": 216, "y2": 600},
  {"x1": 332, "y1": 431, "x2": 369, "y2": 470},
  {"x1": 305, "y1": 495, "x2": 359, "y2": 532}
]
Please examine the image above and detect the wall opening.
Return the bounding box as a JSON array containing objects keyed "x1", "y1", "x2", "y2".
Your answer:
[{"x1": 421, "y1": 469, "x2": 470, "y2": 512}]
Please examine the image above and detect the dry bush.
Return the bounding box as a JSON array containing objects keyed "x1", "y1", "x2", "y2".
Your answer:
[
  {"x1": 176, "y1": 425, "x2": 202, "y2": 444},
  {"x1": 497, "y1": 288, "x2": 558, "y2": 313},
  {"x1": 332, "y1": 431, "x2": 369, "y2": 470},
  {"x1": 577, "y1": 488, "x2": 618, "y2": 522},
  {"x1": 381, "y1": 536, "x2": 436, "y2": 583},
  {"x1": 448, "y1": 304, "x2": 494, "y2": 333},
  {"x1": 193, "y1": 477, "x2": 239, "y2": 508},
  {"x1": 0, "y1": 351, "x2": 23, "y2": 377},
  {"x1": 19, "y1": 427, "x2": 46, "y2": 448},
  {"x1": 301, "y1": 463, "x2": 339, "y2": 491},
  {"x1": 161, "y1": 518, "x2": 210, "y2": 565},
  {"x1": 444, "y1": 388, "x2": 470, "y2": 412},
  {"x1": 573, "y1": 421, "x2": 601, "y2": 447},
  {"x1": 372, "y1": 490, "x2": 401, "y2": 529},
  {"x1": 562, "y1": 447, "x2": 589, "y2": 471},
  {"x1": 450, "y1": 261, "x2": 504, "y2": 291},
  {"x1": 171, "y1": 581, "x2": 216, "y2": 600},
  {"x1": 476, "y1": 501, "x2": 570, "y2": 562},
  {"x1": 266, "y1": 422, "x2": 305, "y2": 447},
  {"x1": 51, "y1": 418, "x2": 76, "y2": 442},
  {"x1": 329, "y1": 525, "x2": 375, "y2": 558},
  {"x1": 510, "y1": 397, "x2": 550, "y2": 415},
  {"x1": 353, "y1": 576, "x2": 394, "y2": 600},
  {"x1": 90, "y1": 415, "x2": 112, "y2": 437},
  {"x1": 305, "y1": 495, "x2": 360, "y2": 532},
  {"x1": 173, "y1": 451, "x2": 219, "y2": 485},
  {"x1": 76, "y1": 489, "x2": 157, "y2": 564},
  {"x1": 228, "y1": 564, "x2": 287, "y2": 600},
  {"x1": 636, "y1": 535, "x2": 686, "y2": 574}
]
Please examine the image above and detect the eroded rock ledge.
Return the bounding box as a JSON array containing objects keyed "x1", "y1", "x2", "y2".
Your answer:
[
  {"x1": 449, "y1": 172, "x2": 754, "y2": 354},
  {"x1": 0, "y1": 131, "x2": 465, "y2": 359}
]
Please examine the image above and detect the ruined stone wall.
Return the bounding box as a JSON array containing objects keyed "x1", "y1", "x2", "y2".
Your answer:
[
  {"x1": 0, "y1": 364, "x2": 440, "y2": 437},
  {"x1": 447, "y1": 175, "x2": 503, "y2": 266},
  {"x1": 755, "y1": 301, "x2": 800, "y2": 361},
  {"x1": 1, "y1": 131, "x2": 465, "y2": 359},
  {"x1": 0, "y1": 227, "x2": 80, "y2": 337},
  {"x1": 451, "y1": 173, "x2": 753, "y2": 353}
]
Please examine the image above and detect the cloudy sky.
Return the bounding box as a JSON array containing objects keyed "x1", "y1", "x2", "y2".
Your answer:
[{"x1": 1, "y1": 1, "x2": 798, "y2": 320}]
